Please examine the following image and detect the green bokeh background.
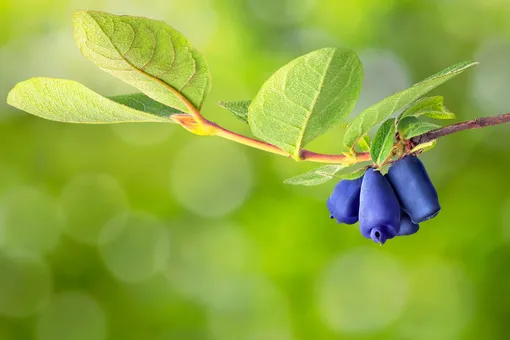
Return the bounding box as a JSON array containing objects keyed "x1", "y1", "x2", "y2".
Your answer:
[{"x1": 1, "y1": 0, "x2": 510, "y2": 339}]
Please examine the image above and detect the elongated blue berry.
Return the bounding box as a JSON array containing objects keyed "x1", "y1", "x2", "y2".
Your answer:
[
  {"x1": 387, "y1": 156, "x2": 440, "y2": 223},
  {"x1": 327, "y1": 176, "x2": 364, "y2": 224},
  {"x1": 398, "y1": 211, "x2": 420, "y2": 236},
  {"x1": 359, "y1": 168, "x2": 401, "y2": 244}
]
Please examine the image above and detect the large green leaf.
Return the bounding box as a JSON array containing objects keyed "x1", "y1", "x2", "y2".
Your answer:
[
  {"x1": 248, "y1": 48, "x2": 363, "y2": 158},
  {"x1": 217, "y1": 100, "x2": 251, "y2": 123},
  {"x1": 370, "y1": 119, "x2": 396, "y2": 165},
  {"x1": 397, "y1": 116, "x2": 440, "y2": 139},
  {"x1": 7, "y1": 78, "x2": 179, "y2": 123},
  {"x1": 399, "y1": 96, "x2": 455, "y2": 120},
  {"x1": 343, "y1": 61, "x2": 477, "y2": 148},
  {"x1": 73, "y1": 10, "x2": 211, "y2": 113},
  {"x1": 284, "y1": 165, "x2": 366, "y2": 186}
]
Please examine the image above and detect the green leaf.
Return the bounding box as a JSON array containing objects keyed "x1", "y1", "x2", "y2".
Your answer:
[
  {"x1": 370, "y1": 119, "x2": 396, "y2": 165},
  {"x1": 6, "y1": 78, "x2": 178, "y2": 123},
  {"x1": 343, "y1": 61, "x2": 477, "y2": 148},
  {"x1": 423, "y1": 110, "x2": 456, "y2": 120},
  {"x1": 248, "y1": 47, "x2": 363, "y2": 158},
  {"x1": 410, "y1": 140, "x2": 437, "y2": 153},
  {"x1": 357, "y1": 135, "x2": 371, "y2": 152},
  {"x1": 399, "y1": 96, "x2": 455, "y2": 120},
  {"x1": 217, "y1": 100, "x2": 251, "y2": 123},
  {"x1": 337, "y1": 167, "x2": 367, "y2": 181},
  {"x1": 284, "y1": 165, "x2": 345, "y2": 186},
  {"x1": 73, "y1": 10, "x2": 211, "y2": 113},
  {"x1": 397, "y1": 116, "x2": 440, "y2": 139},
  {"x1": 284, "y1": 165, "x2": 366, "y2": 186}
]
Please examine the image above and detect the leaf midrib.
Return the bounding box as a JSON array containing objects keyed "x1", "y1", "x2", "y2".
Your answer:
[
  {"x1": 377, "y1": 122, "x2": 395, "y2": 164},
  {"x1": 292, "y1": 50, "x2": 335, "y2": 158}
]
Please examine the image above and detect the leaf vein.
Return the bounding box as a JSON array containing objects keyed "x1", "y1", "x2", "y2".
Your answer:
[
  {"x1": 179, "y1": 51, "x2": 198, "y2": 91},
  {"x1": 292, "y1": 50, "x2": 335, "y2": 153},
  {"x1": 140, "y1": 28, "x2": 157, "y2": 71},
  {"x1": 120, "y1": 20, "x2": 136, "y2": 57}
]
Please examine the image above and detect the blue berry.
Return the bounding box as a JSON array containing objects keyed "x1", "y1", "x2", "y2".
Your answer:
[
  {"x1": 387, "y1": 156, "x2": 440, "y2": 223},
  {"x1": 327, "y1": 176, "x2": 364, "y2": 224},
  {"x1": 359, "y1": 168, "x2": 401, "y2": 244},
  {"x1": 398, "y1": 211, "x2": 420, "y2": 236}
]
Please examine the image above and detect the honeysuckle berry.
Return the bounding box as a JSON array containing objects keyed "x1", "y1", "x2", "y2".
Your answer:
[
  {"x1": 359, "y1": 168, "x2": 401, "y2": 245},
  {"x1": 398, "y1": 211, "x2": 420, "y2": 236},
  {"x1": 387, "y1": 155, "x2": 440, "y2": 223},
  {"x1": 327, "y1": 176, "x2": 364, "y2": 224}
]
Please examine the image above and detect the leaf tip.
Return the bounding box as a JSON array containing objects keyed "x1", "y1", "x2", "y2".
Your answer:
[
  {"x1": 6, "y1": 88, "x2": 16, "y2": 108},
  {"x1": 6, "y1": 80, "x2": 29, "y2": 109},
  {"x1": 72, "y1": 10, "x2": 90, "y2": 45},
  {"x1": 72, "y1": 9, "x2": 89, "y2": 22},
  {"x1": 464, "y1": 60, "x2": 480, "y2": 69}
]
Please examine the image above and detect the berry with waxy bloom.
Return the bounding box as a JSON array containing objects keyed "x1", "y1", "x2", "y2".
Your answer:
[
  {"x1": 359, "y1": 168, "x2": 401, "y2": 244},
  {"x1": 398, "y1": 211, "x2": 420, "y2": 236},
  {"x1": 387, "y1": 155, "x2": 440, "y2": 223},
  {"x1": 327, "y1": 176, "x2": 364, "y2": 224}
]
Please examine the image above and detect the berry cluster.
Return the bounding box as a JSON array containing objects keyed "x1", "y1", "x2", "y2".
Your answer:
[{"x1": 327, "y1": 156, "x2": 440, "y2": 244}]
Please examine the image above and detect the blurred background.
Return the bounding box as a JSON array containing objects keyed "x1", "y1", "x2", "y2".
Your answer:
[{"x1": 0, "y1": 0, "x2": 510, "y2": 339}]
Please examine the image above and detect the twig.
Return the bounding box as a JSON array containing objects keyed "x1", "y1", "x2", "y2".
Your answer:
[
  {"x1": 173, "y1": 92, "x2": 370, "y2": 165},
  {"x1": 213, "y1": 124, "x2": 370, "y2": 164},
  {"x1": 174, "y1": 86, "x2": 510, "y2": 165},
  {"x1": 412, "y1": 113, "x2": 510, "y2": 144},
  {"x1": 300, "y1": 150, "x2": 371, "y2": 164}
]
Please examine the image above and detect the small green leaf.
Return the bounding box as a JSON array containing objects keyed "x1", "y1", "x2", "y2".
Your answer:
[
  {"x1": 423, "y1": 110, "x2": 456, "y2": 120},
  {"x1": 397, "y1": 116, "x2": 440, "y2": 139},
  {"x1": 410, "y1": 140, "x2": 437, "y2": 153},
  {"x1": 249, "y1": 47, "x2": 363, "y2": 159},
  {"x1": 337, "y1": 167, "x2": 367, "y2": 181},
  {"x1": 217, "y1": 100, "x2": 251, "y2": 123},
  {"x1": 284, "y1": 165, "x2": 366, "y2": 186},
  {"x1": 370, "y1": 119, "x2": 396, "y2": 165},
  {"x1": 343, "y1": 61, "x2": 477, "y2": 148},
  {"x1": 7, "y1": 78, "x2": 178, "y2": 123},
  {"x1": 399, "y1": 96, "x2": 455, "y2": 120},
  {"x1": 357, "y1": 135, "x2": 371, "y2": 152},
  {"x1": 73, "y1": 10, "x2": 211, "y2": 113},
  {"x1": 284, "y1": 165, "x2": 345, "y2": 186}
]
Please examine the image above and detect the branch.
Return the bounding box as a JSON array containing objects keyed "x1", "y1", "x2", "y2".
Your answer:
[
  {"x1": 171, "y1": 92, "x2": 371, "y2": 165},
  {"x1": 175, "y1": 86, "x2": 510, "y2": 165},
  {"x1": 213, "y1": 124, "x2": 371, "y2": 164},
  {"x1": 212, "y1": 124, "x2": 290, "y2": 157},
  {"x1": 300, "y1": 150, "x2": 371, "y2": 164},
  {"x1": 412, "y1": 113, "x2": 510, "y2": 144}
]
